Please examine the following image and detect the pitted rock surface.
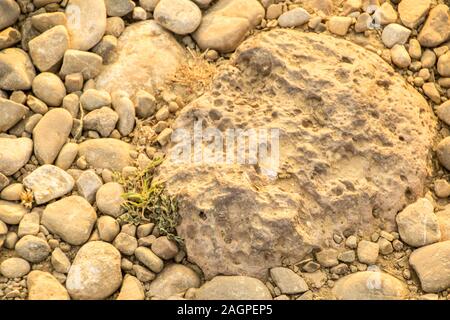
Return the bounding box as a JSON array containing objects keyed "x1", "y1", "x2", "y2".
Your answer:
[{"x1": 158, "y1": 29, "x2": 436, "y2": 279}]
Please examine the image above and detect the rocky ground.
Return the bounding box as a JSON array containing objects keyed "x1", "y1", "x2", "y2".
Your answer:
[{"x1": 0, "y1": 0, "x2": 449, "y2": 300}]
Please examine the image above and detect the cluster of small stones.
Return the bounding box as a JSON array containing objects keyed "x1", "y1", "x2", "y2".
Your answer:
[{"x1": 0, "y1": 0, "x2": 449, "y2": 300}]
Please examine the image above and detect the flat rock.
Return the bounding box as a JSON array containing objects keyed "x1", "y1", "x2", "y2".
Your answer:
[
  {"x1": 333, "y1": 271, "x2": 409, "y2": 300},
  {"x1": 159, "y1": 29, "x2": 436, "y2": 279},
  {"x1": 396, "y1": 198, "x2": 441, "y2": 247},
  {"x1": 193, "y1": 276, "x2": 272, "y2": 300},
  {"x1": 0, "y1": 0, "x2": 20, "y2": 30},
  {"x1": 33, "y1": 108, "x2": 73, "y2": 165},
  {"x1": 154, "y1": 0, "x2": 202, "y2": 35},
  {"x1": 418, "y1": 4, "x2": 450, "y2": 48},
  {"x1": 66, "y1": 241, "x2": 122, "y2": 300},
  {"x1": 270, "y1": 267, "x2": 308, "y2": 294},
  {"x1": 60, "y1": 50, "x2": 103, "y2": 80},
  {"x1": 0, "y1": 200, "x2": 28, "y2": 224},
  {"x1": 398, "y1": 0, "x2": 431, "y2": 29},
  {"x1": 0, "y1": 48, "x2": 36, "y2": 90},
  {"x1": 0, "y1": 257, "x2": 30, "y2": 278},
  {"x1": 96, "y1": 20, "x2": 186, "y2": 98},
  {"x1": 148, "y1": 264, "x2": 201, "y2": 299},
  {"x1": 27, "y1": 270, "x2": 70, "y2": 300},
  {"x1": 0, "y1": 98, "x2": 28, "y2": 133},
  {"x1": 28, "y1": 26, "x2": 70, "y2": 72},
  {"x1": 78, "y1": 138, "x2": 134, "y2": 171},
  {"x1": 278, "y1": 8, "x2": 310, "y2": 28},
  {"x1": 23, "y1": 164, "x2": 75, "y2": 205},
  {"x1": 66, "y1": 0, "x2": 106, "y2": 51},
  {"x1": 0, "y1": 137, "x2": 33, "y2": 176},
  {"x1": 42, "y1": 195, "x2": 97, "y2": 245},
  {"x1": 193, "y1": 0, "x2": 265, "y2": 53},
  {"x1": 409, "y1": 241, "x2": 450, "y2": 293}
]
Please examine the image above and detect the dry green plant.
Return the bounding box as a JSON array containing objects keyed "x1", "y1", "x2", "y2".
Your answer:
[
  {"x1": 169, "y1": 47, "x2": 216, "y2": 96},
  {"x1": 115, "y1": 158, "x2": 183, "y2": 245}
]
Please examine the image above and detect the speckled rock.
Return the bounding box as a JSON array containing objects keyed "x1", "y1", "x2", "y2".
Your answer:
[{"x1": 158, "y1": 29, "x2": 435, "y2": 279}]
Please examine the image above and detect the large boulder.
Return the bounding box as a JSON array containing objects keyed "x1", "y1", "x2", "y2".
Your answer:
[
  {"x1": 95, "y1": 20, "x2": 186, "y2": 98},
  {"x1": 158, "y1": 29, "x2": 436, "y2": 279}
]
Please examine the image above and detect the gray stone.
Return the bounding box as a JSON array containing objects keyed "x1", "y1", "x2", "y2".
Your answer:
[
  {"x1": 154, "y1": 0, "x2": 202, "y2": 35},
  {"x1": 23, "y1": 165, "x2": 74, "y2": 205},
  {"x1": 105, "y1": 0, "x2": 135, "y2": 17},
  {"x1": 60, "y1": 50, "x2": 103, "y2": 80},
  {"x1": 194, "y1": 276, "x2": 272, "y2": 300},
  {"x1": 134, "y1": 246, "x2": 164, "y2": 273},
  {"x1": 113, "y1": 232, "x2": 138, "y2": 255},
  {"x1": 148, "y1": 264, "x2": 201, "y2": 299},
  {"x1": 0, "y1": 98, "x2": 29, "y2": 133},
  {"x1": 66, "y1": 241, "x2": 122, "y2": 300},
  {"x1": 78, "y1": 139, "x2": 134, "y2": 171},
  {"x1": 42, "y1": 195, "x2": 97, "y2": 245},
  {"x1": 0, "y1": 0, "x2": 20, "y2": 30},
  {"x1": 75, "y1": 170, "x2": 103, "y2": 204},
  {"x1": 151, "y1": 236, "x2": 179, "y2": 260},
  {"x1": 33, "y1": 108, "x2": 73, "y2": 165},
  {"x1": 80, "y1": 89, "x2": 111, "y2": 111},
  {"x1": 270, "y1": 267, "x2": 308, "y2": 294},
  {"x1": 278, "y1": 8, "x2": 310, "y2": 27},
  {"x1": 15, "y1": 235, "x2": 51, "y2": 263},
  {"x1": 28, "y1": 26, "x2": 70, "y2": 72},
  {"x1": 0, "y1": 137, "x2": 32, "y2": 176}
]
